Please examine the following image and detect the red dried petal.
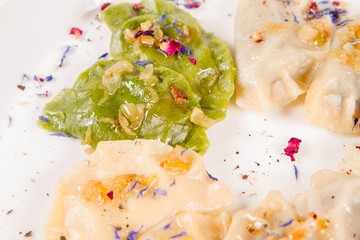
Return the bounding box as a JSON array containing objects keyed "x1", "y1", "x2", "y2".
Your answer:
[
  {"x1": 332, "y1": 1, "x2": 340, "y2": 6},
  {"x1": 106, "y1": 191, "x2": 114, "y2": 200},
  {"x1": 184, "y1": 1, "x2": 201, "y2": 9},
  {"x1": 70, "y1": 27, "x2": 83, "y2": 39},
  {"x1": 133, "y1": 3, "x2": 143, "y2": 9},
  {"x1": 188, "y1": 58, "x2": 197, "y2": 65},
  {"x1": 309, "y1": 2, "x2": 319, "y2": 14},
  {"x1": 100, "y1": 2, "x2": 111, "y2": 11},
  {"x1": 284, "y1": 137, "x2": 302, "y2": 162},
  {"x1": 159, "y1": 40, "x2": 182, "y2": 56}
]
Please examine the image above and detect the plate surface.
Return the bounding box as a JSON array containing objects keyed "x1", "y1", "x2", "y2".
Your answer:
[{"x1": 1, "y1": 0, "x2": 360, "y2": 238}]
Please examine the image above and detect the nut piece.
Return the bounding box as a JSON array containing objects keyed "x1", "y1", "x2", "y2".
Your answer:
[
  {"x1": 190, "y1": 107, "x2": 216, "y2": 128},
  {"x1": 102, "y1": 61, "x2": 135, "y2": 94},
  {"x1": 171, "y1": 86, "x2": 189, "y2": 105}
]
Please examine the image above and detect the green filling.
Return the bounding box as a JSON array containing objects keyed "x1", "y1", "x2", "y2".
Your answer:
[{"x1": 38, "y1": 0, "x2": 235, "y2": 154}]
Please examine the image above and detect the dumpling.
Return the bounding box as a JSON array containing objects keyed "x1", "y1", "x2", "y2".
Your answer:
[
  {"x1": 304, "y1": 18, "x2": 360, "y2": 135},
  {"x1": 224, "y1": 143, "x2": 360, "y2": 240},
  {"x1": 139, "y1": 211, "x2": 231, "y2": 240},
  {"x1": 43, "y1": 140, "x2": 233, "y2": 240},
  {"x1": 234, "y1": 0, "x2": 334, "y2": 110},
  {"x1": 293, "y1": 144, "x2": 360, "y2": 239},
  {"x1": 224, "y1": 191, "x2": 299, "y2": 240},
  {"x1": 102, "y1": 0, "x2": 235, "y2": 121},
  {"x1": 38, "y1": 60, "x2": 211, "y2": 155}
]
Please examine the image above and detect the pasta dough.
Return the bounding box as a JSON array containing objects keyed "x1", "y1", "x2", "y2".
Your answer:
[
  {"x1": 234, "y1": 0, "x2": 333, "y2": 110},
  {"x1": 43, "y1": 140, "x2": 234, "y2": 240},
  {"x1": 304, "y1": 18, "x2": 360, "y2": 135},
  {"x1": 224, "y1": 144, "x2": 360, "y2": 240}
]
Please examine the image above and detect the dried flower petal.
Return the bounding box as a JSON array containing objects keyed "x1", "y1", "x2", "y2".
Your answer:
[
  {"x1": 163, "y1": 216, "x2": 176, "y2": 230},
  {"x1": 170, "y1": 231, "x2": 187, "y2": 238},
  {"x1": 162, "y1": 18, "x2": 177, "y2": 28},
  {"x1": 159, "y1": 40, "x2": 182, "y2": 56},
  {"x1": 59, "y1": 45, "x2": 72, "y2": 68},
  {"x1": 135, "y1": 61, "x2": 153, "y2": 65},
  {"x1": 152, "y1": 188, "x2": 167, "y2": 198},
  {"x1": 39, "y1": 115, "x2": 49, "y2": 123},
  {"x1": 188, "y1": 58, "x2": 196, "y2": 65},
  {"x1": 178, "y1": 41, "x2": 193, "y2": 56},
  {"x1": 100, "y1": 3, "x2": 111, "y2": 11},
  {"x1": 98, "y1": 53, "x2": 108, "y2": 59},
  {"x1": 184, "y1": 1, "x2": 200, "y2": 9},
  {"x1": 8, "y1": 116, "x2": 12, "y2": 127},
  {"x1": 353, "y1": 117, "x2": 359, "y2": 131},
  {"x1": 158, "y1": 14, "x2": 167, "y2": 24},
  {"x1": 127, "y1": 180, "x2": 139, "y2": 192},
  {"x1": 284, "y1": 137, "x2": 302, "y2": 162},
  {"x1": 137, "y1": 185, "x2": 149, "y2": 198},
  {"x1": 106, "y1": 191, "x2": 114, "y2": 200},
  {"x1": 207, "y1": 171, "x2": 218, "y2": 181},
  {"x1": 293, "y1": 164, "x2": 298, "y2": 180},
  {"x1": 49, "y1": 133, "x2": 72, "y2": 138},
  {"x1": 70, "y1": 27, "x2": 83, "y2": 39},
  {"x1": 133, "y1": 3, "x2": 143, "y2": 9},
  {"x1": 127, "y1": 225, "x2": 143, "y2": 240},
  {"x1": 45, "y1": 75, "x2": 53, "y2": 82},
  {"x1": 113, "y1": 225, "x2": 121, "y2": 240},
  {"x1": 280, "y1": 219, "x2": 294, "y2": 227},
  {"x1": 174, "y1": 26, "x2": 188, "y2": 37},
  {"x1": 170, "y1": 179, "x2": 176, "y2": 187}
]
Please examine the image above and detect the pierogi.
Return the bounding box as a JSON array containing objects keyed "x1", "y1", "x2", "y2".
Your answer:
[
  {"x1": 43, "y1": 140, "x2": 234, "y2": 240},
  {"x1": 224, "y1": 144, "x2": 360, "y2": 240},
  {"x1": 304, "y1": 18, "x2": 360, "y2": 135},
  {"x1": 234, "y1": 0, "x2": 334, "y2": 110}
]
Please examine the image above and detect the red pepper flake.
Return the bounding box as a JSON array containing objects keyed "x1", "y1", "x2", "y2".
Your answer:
[
  {"x1": 6, "y1": 209, "x2": 13, "y2": 215},
  {"x1": 100, "y1": 2, "x2": 111, "y2": 11},
  {"x1": 24, "y1": 231, "x2": 32, "y2": 237},
  {"x1": 170, "y1": 86, "x2": 189, "y2": 105},
  {"x1": 69, "y1": 27, "x2": 83, "y2": 39},
  {"x1": 188, "y1": 58, "x2": 197, "y2": 65},
  {"x1": 284, "y1": 137, "x2": 302, "y2": 162},
  {"x1": 133, "y1": 3, "x2": 143, "y2": 9},
  {"x1": 17, "y1": 85, "x2": 25, "y2": 91},
  {"x1": 159, "y1": 40, "x2": 182, "y2": 56},
  {"x1": 106, "y1": 191, "x2": 114, "y2": 200}
]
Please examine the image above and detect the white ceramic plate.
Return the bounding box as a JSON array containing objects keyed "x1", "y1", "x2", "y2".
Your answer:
[{"x1": 1, "y1": 0, "x2": 360, "y2": 238}]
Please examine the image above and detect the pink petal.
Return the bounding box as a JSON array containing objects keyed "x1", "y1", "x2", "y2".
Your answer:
[
  {"x1": 133, "y1": 3, "x2": 143, "y2": 9},
  {"x1": 70, "y1": 27, "x2": 83, "y2": 39},
  {"x1": 284, "y1": 137, "x2": 302, "y2": 162},
  {"x1": 159, "y1": 40, "x2": 182, "y2": 56},
  {"x1": 100, "y1": 3, "x2": 111, "y2": 11},
  {"x1": 188, "y1": 58, "x2": 197, "y2": 65}
]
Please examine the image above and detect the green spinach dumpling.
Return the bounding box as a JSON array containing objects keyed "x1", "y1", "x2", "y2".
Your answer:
[{"x1": 38, "y1": 60, "x2": 210, "y2": 154}]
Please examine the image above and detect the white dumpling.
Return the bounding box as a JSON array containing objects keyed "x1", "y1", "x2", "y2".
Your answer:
[
  {"x1": 139, "y1": 211, "x2": 231, "y2": 240},
  {"x1": 304, "y1": 19, "x2": 360, "y2": 135},
  {"x1": 294, "y1": 144, "x2": 360, "y2": 240},
  {"x1": 43, "y1": 140, "x2": 234, "y2": 240},
  {"x1": 224, "y1": 191, "x2": 299, "y2": 240},
  {"x1": 234, "y1": 0, "x2": 333, "y2": 110},
  {"x1": 225, "y1": 143, "x2": 360, "y2": 240}
]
